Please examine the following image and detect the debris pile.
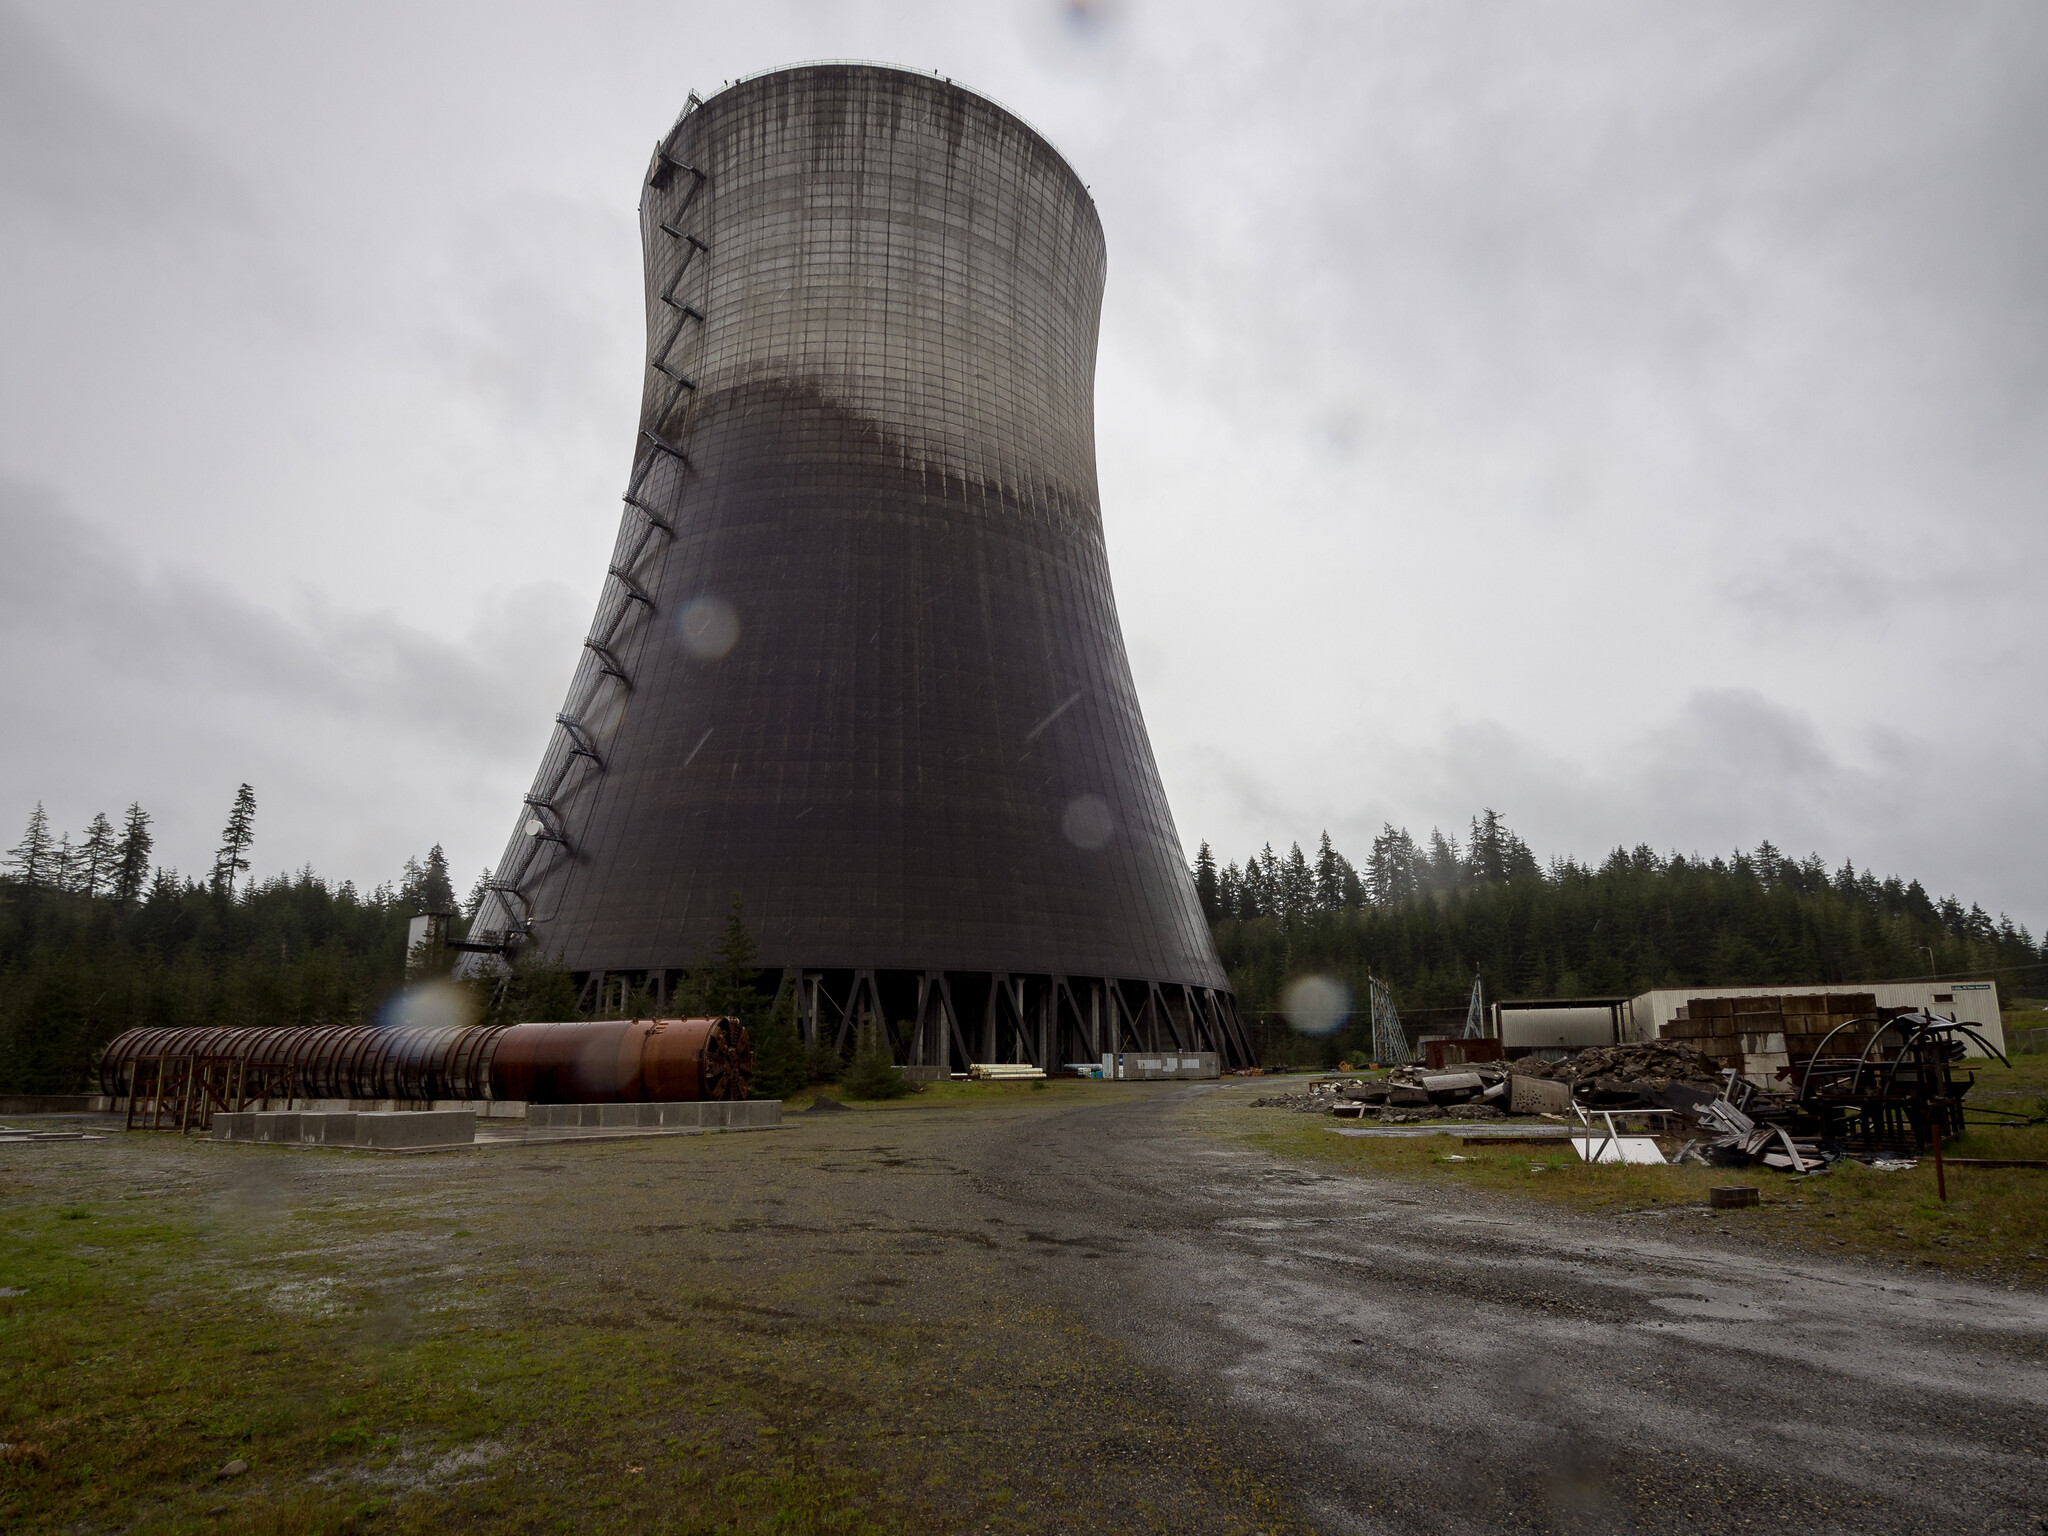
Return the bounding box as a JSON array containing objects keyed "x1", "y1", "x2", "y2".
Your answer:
[
  {"x1": 1248, "y1": 1028, "x2": 1972, "y2": 1171},
  {"x1": 1673, "y1": 1094, "x2": 1828, "y2": 1173},
  {"x1": 1509, "y1": 1040, "x2": 1724, "y2": 1107},
  {"x1": 1251, "y1": 1064, "x2": 1513, "y2": 1123}
]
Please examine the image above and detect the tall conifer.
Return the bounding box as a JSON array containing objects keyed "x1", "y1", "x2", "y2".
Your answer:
[
  {"x1": 211, "y1": 784, "x2": 257, "y2": 897},
  {"x1": 112, "y1": 804, "x2": 152, "y2": 902},
  {"x1": 5, "y1": 803, "x2": 54, "y2": 887}
]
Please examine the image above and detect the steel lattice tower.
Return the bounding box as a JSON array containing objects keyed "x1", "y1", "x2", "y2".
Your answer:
[{"x1": 466, "y1": 64, "x2": 1248, "y2": 1069}]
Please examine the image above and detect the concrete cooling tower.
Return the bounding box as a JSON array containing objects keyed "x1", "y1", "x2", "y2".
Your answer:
[{"x1": 466, "y1": 63, "x2": 1249, "y2": 1070}]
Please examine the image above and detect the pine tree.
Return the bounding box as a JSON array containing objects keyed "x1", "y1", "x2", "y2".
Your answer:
[
  {"x1": 211, "y1": 783, "x2": 257, "y2": 897},
  {"x1": 747, "y1": 977, "x2": 808, "y2": 1100},
  {"x1": 1238, "y1": 852, "x2": 1265, "y2": 918},
  {"x1": 709, "y1": 894, "x2": 762, "y2": 1020},
  {"x1": 420, "y1": 845, "x2": 456, "y2": 912},
  {"x1": 1282, "y1": 842, "x2": 1314, "y2": 917},
  {"x1": 1426, "y1": 829, "x2": 1461, "y2": 893},
  {"x1": 1467, "y1": 809, "x2": 1509, "y2": 884},
  {"x1": 1256, "y1": 843, "x2": 1281, "y2": 916},
  {"x1": 1193, "y1": 842, "x2": 1219, "y2": 921},
  {"x1": 1218, "y1": 861, "x2": 1243, "y2": 919},
  {"x1": 75, "y1": 812, "x2": 116, "y2": 898},
  {"x1": 48, "y1": 831, "x2": 78, "y2": 893},
  {"x1": 112, "y1": 803, "x2": 153, "y2": 903},
  {"x1": 1313, "y1": 832, "x2": 1344, "y2": 911},
  {"x1": 7, "y1": 803, "x2": 54, "y2": 887}
]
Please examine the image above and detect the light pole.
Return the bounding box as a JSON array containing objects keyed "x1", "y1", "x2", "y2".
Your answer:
[{"x1": 1920, "y1": 945, "x2": 1936, "y2": 980}]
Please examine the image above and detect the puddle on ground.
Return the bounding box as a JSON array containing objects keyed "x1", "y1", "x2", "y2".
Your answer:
[{"x1": 1647, "y1": 1294, "x2": 1776, "y2": 1322}]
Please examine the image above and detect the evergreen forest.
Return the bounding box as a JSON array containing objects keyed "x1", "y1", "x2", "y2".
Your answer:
[
  {"x1": 2, "y1": 793, "x2": 2042, "y2": 1092},
  {"x1": 1204, "y1": 812, "x2": 2045, "y2": 1062}
]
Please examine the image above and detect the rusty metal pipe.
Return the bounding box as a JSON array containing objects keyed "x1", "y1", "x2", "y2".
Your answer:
[
  {"x1": 97, "y1": 1017, "x2": 751, "y2": 1103},
  {"x1": 486, "y1": 1018, "x2": 752, "y2": 1103}
]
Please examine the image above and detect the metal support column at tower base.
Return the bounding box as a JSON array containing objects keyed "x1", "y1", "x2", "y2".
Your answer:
[{"x1": 567, "y1": 967, "x2": 1254, "y2": 1071}]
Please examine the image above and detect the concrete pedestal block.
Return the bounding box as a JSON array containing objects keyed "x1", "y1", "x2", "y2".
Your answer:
[
  {"x1": 522, "y1": 1100, "x2": 780, "y2": 1132},
  {"x1": 354, "y1": 1110, "x2": 474, "y2": 1148},
  {"x1": 254, "y1": 1113, "x2": 302, "y2": 1144},
  {"x1": 300, "y1": 1112, "x2": 360, "y2": 1144},
  {"x1": 212, "y1": 1113, "x2": 256, "y2": 1142},
  {"x1": 598, "y1": 1103, "x2": 666, "y2": 1128}
]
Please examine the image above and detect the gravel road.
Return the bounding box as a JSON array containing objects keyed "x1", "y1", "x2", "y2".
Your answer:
[{"x1": 955, "y1": 1081, "x2": 2048, "y2": 1535}]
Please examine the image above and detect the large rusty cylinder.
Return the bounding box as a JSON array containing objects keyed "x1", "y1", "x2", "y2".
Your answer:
[
  {"x1": 486, "y1": 1018, "x2": 753, "y2": 1104},
  {"x1": 95, "y1": 1017, "x2": 752, "y2": 1104}
]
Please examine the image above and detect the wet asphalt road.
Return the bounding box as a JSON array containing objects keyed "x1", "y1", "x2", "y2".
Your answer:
[{"x1": 948, "y1": 1082, "x2": 2048, "y2": 1535}]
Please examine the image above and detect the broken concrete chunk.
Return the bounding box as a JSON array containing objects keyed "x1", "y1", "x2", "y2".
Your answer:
[
  {"x1": 1508, "y1": 1075, "x2": 1573, "y2": 1115},
  {"x1": 1419, "y1": 1073, "x2": 1484, "y2": 1094}
]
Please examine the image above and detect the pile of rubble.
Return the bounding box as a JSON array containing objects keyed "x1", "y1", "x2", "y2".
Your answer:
[
  {"x1": 1250, "y1": 1039, "x2": 1845, "y2": 1165},
  {"x1": 1677, "y1": 1095, "x2": 1828, "y2": 1172},
  {"x1": 1508, "y1": 1040, "x2": 1724, "y2": 1107},
  {"x1": 1251, "y1": 1062, "x2": 1524, "y2": 1123}
]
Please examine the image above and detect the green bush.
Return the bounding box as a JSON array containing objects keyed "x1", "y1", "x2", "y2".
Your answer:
[{"x1": 841, "y1": 1024, "x2": 909, "y2": 1100}]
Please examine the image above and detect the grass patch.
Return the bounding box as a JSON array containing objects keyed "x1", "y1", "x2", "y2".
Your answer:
[
  {"x1": 0, "y1": 1129, "x2": 1300, "y2": 1535},
  {"x1": 1210, "y1": 1053, "x2": 2048, "y2": 1280}
]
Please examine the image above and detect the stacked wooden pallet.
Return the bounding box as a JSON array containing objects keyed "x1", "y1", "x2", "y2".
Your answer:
[{"x1": 1660, "y1": 993, "x2": 1883, "y2": 1085}]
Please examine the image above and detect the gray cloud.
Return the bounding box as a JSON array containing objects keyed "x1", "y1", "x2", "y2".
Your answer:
[
  {"x1": 0, "y1": 0, "x2": 2041, "y2": 932},
  {"x1": 1189, "y1": 687, "x2": 2047, "y2": 927},
  {"x1": 0, "y1": 474, "x2": 579, "y2": 880},
  {"x1": 0, "y1": 3, "x2": 250, "y2": 233}
]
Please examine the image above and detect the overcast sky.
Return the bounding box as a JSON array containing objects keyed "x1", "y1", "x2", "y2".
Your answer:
[{"x1": 2, "y1": 0, "x2": 2042, "y2": 929}]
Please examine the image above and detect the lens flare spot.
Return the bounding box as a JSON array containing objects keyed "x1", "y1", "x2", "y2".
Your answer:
[
  {"x1": 1061, "y1": 794, "x2": 1114, "y2": 849},
  {"x1": 377, "y1": 980, "x2": 477, "y2": 1034},
  {"x1": 678, "y1": 596, "x2": 739, "y2": 659},
  {"x1": 1282, "y1": 975, "x2": 1350, "y2": 1036}
]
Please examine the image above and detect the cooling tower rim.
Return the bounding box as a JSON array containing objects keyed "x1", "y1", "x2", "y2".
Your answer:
[{"x1": 693, "y1": 60, "x2": 1097, "y2": 213}]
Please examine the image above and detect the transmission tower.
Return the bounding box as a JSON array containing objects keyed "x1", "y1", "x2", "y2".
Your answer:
[
  {"x1": 1368, "y1": 976, "x2": 1414, "y2": 1064},
  {"x1": 1463, "y1": 973, "x2": 1485, "y2": 1038}
]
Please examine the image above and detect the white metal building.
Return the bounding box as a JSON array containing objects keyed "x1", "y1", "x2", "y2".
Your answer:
[{"x1": 1626, "y1": 980, "x2": 2005, "y2": 1056}]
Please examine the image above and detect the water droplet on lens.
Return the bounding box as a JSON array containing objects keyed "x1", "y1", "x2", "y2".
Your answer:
[
  {"x1": 1062, "y1": 794, "x2": 1113, "y2": 849},
  {"x1": 678, "y1": 596, "x2": 739, "y2": 659},
  {"x1": 1283, "y1": 975, "x2": 1350, "y2": 1036}
]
